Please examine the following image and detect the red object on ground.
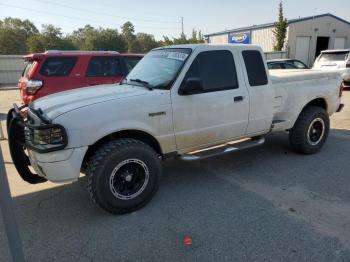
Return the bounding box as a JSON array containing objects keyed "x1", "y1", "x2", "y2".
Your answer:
[
  {"x1": 183, "y1": 235, "x2": 193, "y2": 245},
  {"x1": 19, "y1": 51, "x2": 143, "y2": 104}
]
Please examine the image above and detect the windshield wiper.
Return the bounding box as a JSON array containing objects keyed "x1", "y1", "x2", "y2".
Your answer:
[{"x1": 129, "y1": 78, "x2": 153, "y2": 91}]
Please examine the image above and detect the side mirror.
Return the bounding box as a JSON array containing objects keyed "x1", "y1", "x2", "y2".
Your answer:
[{"x1": 179, "y1": 78, "x2": 204, "y2": 95}]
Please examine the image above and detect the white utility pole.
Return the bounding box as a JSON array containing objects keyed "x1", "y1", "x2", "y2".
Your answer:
[{"x1": 181, "y1": 17, "x2": 184, "y2": 35}]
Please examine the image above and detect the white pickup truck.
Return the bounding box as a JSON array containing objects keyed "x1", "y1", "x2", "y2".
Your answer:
[{"x1": 8, "y1": 44, "x2": 344, "y2": 214}]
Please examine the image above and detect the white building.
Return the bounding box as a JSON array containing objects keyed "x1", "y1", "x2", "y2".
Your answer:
[{"x1": 205, "y1": 13, "x2": 350, "y2": 66}]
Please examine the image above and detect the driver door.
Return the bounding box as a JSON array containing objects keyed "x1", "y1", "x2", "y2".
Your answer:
[{"x1": 171, "y1": 48, "x2": 249, "y2": 151}]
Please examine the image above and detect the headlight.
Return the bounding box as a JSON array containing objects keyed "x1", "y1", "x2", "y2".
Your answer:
[
  {"x1": 26, "y1": 125, "x2": 68, "y2": 153},
  {"x1": 33, "y1": 127, "x2": 65, "y2": 145}
]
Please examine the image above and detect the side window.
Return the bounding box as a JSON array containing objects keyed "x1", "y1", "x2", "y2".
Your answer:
[
  {"x1": 40, "y1": 57, "x2": 77, "y2": 77},
  {"x1": 268, "y1": 63, "x2": 283, "y2": 70},
  {"x1": 123, "y1": 57, "x2": 142, "y2": 74},
  {"x1": 183, "y1": 50, "x2": 238, "y2": 92},
  {"x1": 242, "y1": 50, "x2": 268, "y2": 86},
  {"x1": 293, "y1": 60, "x2": 307, "y2": 69},
  {"x1": 284, "y1": 63, "x2": 297, "y2": 69},
  {"x1": 87, "y1": 56, "x2": 122, "y2": 77}
]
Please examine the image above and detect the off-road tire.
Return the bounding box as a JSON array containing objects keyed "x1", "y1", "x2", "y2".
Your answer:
[
  {"x1": 87, "y1": 138, "x2": 161, "y2": 214},
  {"x1": 289, "y1": 106, "x2": 329, "y2": 154}
]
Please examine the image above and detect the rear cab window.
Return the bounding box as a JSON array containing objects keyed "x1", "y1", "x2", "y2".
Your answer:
[
  {"x1": 319, "y1": 52, "x2": 349, "y2": 62},
  {"x1": 123, "y1": 56, "x2": 142, "y2": 74},
  {"x1": 242, "y1": 50, "x2": 268, "y2": 86},
  {"x1": 40, "y1": 57, "x2": 77, "y2": 77},
  {"x1": 87, "y1": 56, "x2": 122, "y2": 77}
]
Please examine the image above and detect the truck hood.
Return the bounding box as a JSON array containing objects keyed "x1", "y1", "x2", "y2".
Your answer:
[{"x1": 32, "y1": 84, "x2": 149, "y2": 119}]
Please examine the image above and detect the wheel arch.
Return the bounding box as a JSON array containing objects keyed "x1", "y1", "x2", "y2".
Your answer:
[
  {"x1": 302, "y1": 97, "x2": 328, "y2": 112},
  {"x1": 83, "y1": 129, "x2": 163, "y2": 166},
  {"x1": 290, "y1": 97, "x2": 328, "y2": 130}
]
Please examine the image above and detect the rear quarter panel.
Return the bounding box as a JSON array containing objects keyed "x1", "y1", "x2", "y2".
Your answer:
[{"x1": 271, "y1": 70, "x2": 341, "y2": 131}]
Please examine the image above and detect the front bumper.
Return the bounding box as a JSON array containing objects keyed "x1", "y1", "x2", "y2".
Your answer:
[
  {"x1": 28, "y1": 146, "x2": 88, "y2": 183},
  {"x1": 7, "y1": 104, "x2": 74, "y2": 184}
]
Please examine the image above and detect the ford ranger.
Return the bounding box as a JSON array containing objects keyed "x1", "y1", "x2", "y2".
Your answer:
[{"x1": 7, "y1": 44, "x2": 345, "y2": 214}]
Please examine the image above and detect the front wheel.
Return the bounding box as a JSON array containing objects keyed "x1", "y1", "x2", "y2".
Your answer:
[
  {"x1": 289, "y1": 106, "x2": 330, "y2": 154},
  {"x1": 87, "y1": 138, "x2": 161, "y2": 214}
]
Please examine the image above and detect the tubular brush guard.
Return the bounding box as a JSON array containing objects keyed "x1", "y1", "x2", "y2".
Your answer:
[{"x1": 7, "y1": 106, "x2": 47, "y2": 184}]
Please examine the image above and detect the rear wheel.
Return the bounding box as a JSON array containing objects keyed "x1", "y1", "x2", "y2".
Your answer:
[
  {"x1": 289, "y1": 106, "x2": 329, "y2": 154},
  {"x1": 87, "y1": 138, "x2": 161, "y2": 214}
]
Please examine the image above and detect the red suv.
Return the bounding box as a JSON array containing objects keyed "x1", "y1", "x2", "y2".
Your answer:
[{"x1": 19, "y1": 51, "x2": 143, "y2": 104}]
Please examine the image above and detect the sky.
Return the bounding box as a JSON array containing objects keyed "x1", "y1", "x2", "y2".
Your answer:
[{"x1": 1, "y1": 0, "x2": 350, "y2": 40}]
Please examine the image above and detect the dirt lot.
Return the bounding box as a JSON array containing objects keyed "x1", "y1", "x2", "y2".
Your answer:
[{"x1": 0, "y1": 88, "x2": 350, "y2": 262}]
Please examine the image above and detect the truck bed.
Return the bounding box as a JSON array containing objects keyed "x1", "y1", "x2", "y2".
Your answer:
[
  {"x1": 270, "y1": 69, "x2": 342, "y2": 83},
  {"x1": 269, "y1": 69, "x2": 342, "y2": 132}
]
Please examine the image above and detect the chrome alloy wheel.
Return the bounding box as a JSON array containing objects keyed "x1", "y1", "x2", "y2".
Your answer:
[
  {"x1": 109, "y1": 159, "x2": 149, "y2": 200},
  {"x1": 307, "y1": 118, "x2": 325, "y2": 146}
]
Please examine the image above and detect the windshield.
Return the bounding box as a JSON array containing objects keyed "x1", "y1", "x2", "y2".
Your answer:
[
  {"x1": 319, "y1": 52, "x2": 349, "y2": 62},
  {"x1": 124, "y1": 48, "x2": 191, "y2": 89}
]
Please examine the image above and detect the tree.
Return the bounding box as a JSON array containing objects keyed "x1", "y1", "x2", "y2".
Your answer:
[
  {"x1": 121, "y1": 22, "x2": 136, "y2": 52},
  {"x1": 0, "y1": 17, "x2": 38, "y2": 54},
  {"x1": 68, "y1": 25, "x2": 127, "y2": 52},
  {"x1": 135, "y1": 33, "x2": 158, "y2": 53},
  {"x1": 159, "y1": 28, "x2": 206, "y2": 47},
  {"x1": 173, "y1": 32, "x2": 188, "y2": 45},
  {"x1": 160, "y1": 36, "x2": 173, "y2": 46},
  {"x1": 273, "y1": 1, "x2": 288, "y2": 51},
  {"x1": 27, "y1": 24, "x2": 75, "y2": 53}
]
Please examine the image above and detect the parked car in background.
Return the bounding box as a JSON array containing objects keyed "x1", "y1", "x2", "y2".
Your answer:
[
  {"x1": 313, "y1": 49, "x2": 350, "y2": 87},
  {"x1": 267, "y1": 59, "x2": 309, "y2": 70},
  {"x1": 19, "y1": 51, "x2": 143, "y2": 104}
]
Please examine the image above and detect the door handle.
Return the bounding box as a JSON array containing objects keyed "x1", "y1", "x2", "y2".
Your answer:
[{"x1": 234, "y1": 96, "x2": 244, "y2": 102}]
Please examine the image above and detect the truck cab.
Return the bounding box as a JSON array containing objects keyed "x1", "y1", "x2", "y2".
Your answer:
[{"x1": 165, "y1": 45, "x2": 274, "y2": 152}]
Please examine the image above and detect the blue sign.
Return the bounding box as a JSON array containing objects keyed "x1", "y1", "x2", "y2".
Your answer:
[{"x1": 228, "y1": 31, "x2": 251, "y2": 44}]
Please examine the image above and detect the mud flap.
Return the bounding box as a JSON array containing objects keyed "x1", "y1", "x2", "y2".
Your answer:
[{"x1": 7, "y1": 110, "x2": 47, "y2": 184}]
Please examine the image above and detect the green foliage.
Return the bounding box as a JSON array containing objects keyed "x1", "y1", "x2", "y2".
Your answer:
[
  {"x1": 27, "y1": 25, "x2": 75, "y2": 52},
  {"x1": 273, "y1": 1, "x2": 288, "y2": 51},
  {"x1": 160, "y1": 29, "x2": 205, "y2": 46},
  {"x1": 68, "y1": 25, "x2": 127, "y2": 52},
  {"x1": 0, "y1": 17, "x2": 205, "y2": 54},
  {"x1": 0, "y1": 17, "x2": 38, "y2": 54}
]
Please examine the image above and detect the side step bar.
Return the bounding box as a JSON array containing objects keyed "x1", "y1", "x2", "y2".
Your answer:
[{"x1": 178, "y1": 136, "x2": 265, "y2": 161}]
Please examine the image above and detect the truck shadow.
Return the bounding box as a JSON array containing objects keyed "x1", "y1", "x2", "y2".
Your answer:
[
  {"x1": 0, "y1": 112, "x2": 7, "y2": 121},
  {"x1": 1, "y1": 128, "x2": 349, "y2": 261},
  {"x1": 7, "y1": 128, "x2": 350, "y2": 215}
]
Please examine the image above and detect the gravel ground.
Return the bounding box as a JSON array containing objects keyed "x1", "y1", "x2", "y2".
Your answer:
[{"x1": 0, "y1": 88, "x2": 350, "y2": 262}]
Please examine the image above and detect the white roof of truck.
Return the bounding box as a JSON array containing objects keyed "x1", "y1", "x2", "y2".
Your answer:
[{"x1": 153, "y1": 43, "x2": 262, "y2": 51}]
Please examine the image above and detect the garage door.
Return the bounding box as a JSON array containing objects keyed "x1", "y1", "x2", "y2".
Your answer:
[
  {"x1": 295, "y1": 37, "x2": 311, "y2": 66},
  {"x1": 334, "y1": 38, "x2": 346, "y2": 49}
]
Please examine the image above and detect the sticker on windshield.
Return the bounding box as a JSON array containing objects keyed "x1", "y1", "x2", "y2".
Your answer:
[
  {"x1": 151, "y1": 51, "x2": 189, "y2": 61},
  {"x1": 167, "y1": 52, "x2": 189, "y2": 61}
]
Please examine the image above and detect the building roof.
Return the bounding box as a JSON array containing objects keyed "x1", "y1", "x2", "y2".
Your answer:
[{"x1": 205, "y1": 13, "x2": 350, "y2": 37}]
